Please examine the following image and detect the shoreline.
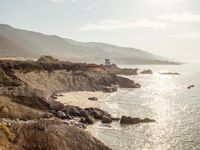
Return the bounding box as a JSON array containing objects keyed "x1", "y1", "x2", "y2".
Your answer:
[
  {"x1": 56, "y1": 91, "x2": 107, "y2": 109},
  {"x1": 0, "y1": 59, "x2": 140, "y2": 150}
]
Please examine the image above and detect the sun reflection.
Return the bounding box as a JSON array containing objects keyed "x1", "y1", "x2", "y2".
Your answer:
[
  {"x1": 143, "y1": 74, "x2": 180, "y2": 149},
  {"x1": 148, "y1": 74, "x2": 177, "y2": 121}
]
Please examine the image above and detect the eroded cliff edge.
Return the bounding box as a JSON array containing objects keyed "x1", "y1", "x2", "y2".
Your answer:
[{"x1": 0, "y1": 59, "x2": 140, "y2": 150}]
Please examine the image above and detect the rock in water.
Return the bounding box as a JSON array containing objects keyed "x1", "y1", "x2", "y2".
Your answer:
[
  {"x1": 102, "y1": 116, "x2": 112, "y2": 124},
  {"x1": 120, "y1": 116, "x2": 156, "y2": 125},
  {"x1": 159, "y1": 72, "x2": 180, "y2": 75},
  {"x1": 116, "y1": 76, "x2": 141, "y2": 88},
  {"x1": 140, "y1": 69, "x2": 153, "y2": 74},
  {"x1": 187, "y1": 85, "x2": 195, "y2": 89},
  {"x1": 85, "y1": 114, "x2": 95, "y2": 124}
]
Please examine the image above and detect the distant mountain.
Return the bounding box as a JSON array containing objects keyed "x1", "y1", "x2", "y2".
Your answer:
[{"x1": 0, "y1": 24, "x2": 178, "y2": 64}]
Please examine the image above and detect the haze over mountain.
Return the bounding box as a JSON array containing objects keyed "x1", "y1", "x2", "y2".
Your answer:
[{"x1": 0, "y1": 24, "x2": 177, "y2": 64}]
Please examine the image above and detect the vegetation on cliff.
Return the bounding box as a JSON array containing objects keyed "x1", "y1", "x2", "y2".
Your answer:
[
  {"x1": 0, "y1": 57, "x2": 142, "y2": 149},
  {"x1": 37, "y1": 55, "x2": 59, "y2": 62}
]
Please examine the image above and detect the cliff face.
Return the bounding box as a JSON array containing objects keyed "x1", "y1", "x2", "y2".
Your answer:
[
  {"x1": 14, "y1": 70, "x2": 115, "y2": 95},
  {"x1": 0, "y1": 60, "x2": 140, "y2": 150}
]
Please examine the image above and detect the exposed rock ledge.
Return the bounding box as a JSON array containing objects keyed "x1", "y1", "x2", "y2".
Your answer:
[
  {"x1": 0, "y1": 119, "x2": 110, "y2": 150},
  {"x1": 0, "y1": 59, "x2": 141, "y2": 149},
  {"x1": 120, "y1": 116, "x2": 156, "y2": 125},
  {"x1": 0, "y1": 58, "x2": 183, "y2": 149}
]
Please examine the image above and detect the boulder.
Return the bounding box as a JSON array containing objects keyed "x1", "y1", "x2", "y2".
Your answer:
[
  {"x1": 49, "y1": 100, "x2": 65, "y2": 111},
  {"x1": 88, "y1": 97, "x2": 98, "y2": 101},
  {"x1": 102, "y1": 85, "x2": 118, "y2": 93},
  {"x1": 102, "y1": 116, "x2": 112, "y2": 124},
  {"x1": 85, "y1": 108, "x2": 111, "y2": 120},
  {"x1": 187, "y1": 85, "x2": 195, "y2": 89},
  {"x1": 62, "y1": 105, "x2": 84, "y2": 117},
  {"x1": 85, "y1": 114, "x2": 95, "y2": 124},
  {"x1": 56, "y1": 111, "x2": 67, "y2": 119},
  {"x1": 140, "y1": 69, "x2": 153, "y2": 74},
  {"x1": 120, "y1": 116, "x2": 156, "y2": 125}
]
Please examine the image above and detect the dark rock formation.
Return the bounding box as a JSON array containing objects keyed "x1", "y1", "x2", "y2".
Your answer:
[
  {"x1": 85, "y1": 114, "x2": 96, "y2": 124},
  {"x1": 105, "y1": 64, "x2": 138, "y2": 75},
  {"x1": 88, "y1": 97, "x2": 98, "y2": 101},
  {"x1": 0, "y1": 119, "x2": 111, "y2": 150},
  {"x1": 85, "y1": 108, "x2": 111, "y2": 120},
  {"x1": 49, "y1": 100, "x2": 65, "y2": 111},
  {"x1": 116, "y1": 76, "x2": 141, "y2": 88},
  {"x1": 140, "y1": 69, "x2": 153, "y2": 74},
  {"x1": 159, "y1": 72, "x2": 181, "y2": 75},
  {"x1": 62, "y1": 105, "x2": 84, "y2": 117},
  {"x1": 102, "y1": 85, "x2": 118, "y2": 93},
  {"x1": 56, "y1": 111, "x2": 67, "y2": 119},
  {"x1": 187, "y1": 85, "x2": 195, "y2": 89},
  {"x1": 62, "y1": 106, "x2": 114, "y2": 124},
  {"x1": 120, "y1": 116, "x2": 156, "y2": 125},
  {"x1": 102, "y1": 116, "x2": 112, "y2": 124}
]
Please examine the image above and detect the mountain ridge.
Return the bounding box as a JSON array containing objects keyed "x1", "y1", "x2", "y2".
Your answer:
[{"x1": 0, "y1": 24, "x2": 179, "y2": 64}]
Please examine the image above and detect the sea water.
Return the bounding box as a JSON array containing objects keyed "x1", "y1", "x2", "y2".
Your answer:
[{"x1": 91, "y1": 63, "x2": 200, "y2": 150}]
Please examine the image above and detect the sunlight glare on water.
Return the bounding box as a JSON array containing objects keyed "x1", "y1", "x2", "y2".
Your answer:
[{"x1": 91, "y1": 64, "x2": 200, "y2": 150}]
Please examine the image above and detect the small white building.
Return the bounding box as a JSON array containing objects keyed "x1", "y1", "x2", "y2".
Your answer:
[{"x1": 105, "y1": 58, "x2": 111, "y2": 66}]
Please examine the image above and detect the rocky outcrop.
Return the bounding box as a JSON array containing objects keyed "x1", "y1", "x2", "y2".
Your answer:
[
  {"x1": 0, "y1": 119, "x2": 111, "y2": 150},
  {"x1": 120, "y1": 116, "x2": 156, "y2": 125},
  {"x1": 116, "y1": 76, "x2": 141, "y2": 88},
  {"x1": 37, "y1": 55, "x2": 59, "y2": 62},
  {"x1": 0, "y1": 60, "x2": 140, "y2": 98},
  {"x1": 140, "y1": 69, "x2": 153, "y2": 74},
  {"x1": 85, "y1": 108, "x2": 112, "y2": 120},
  {"x1": 105, "y1": 64, "x2": 138, "y2": 75},
  {"x1": 0, "y1": 96, "x2": 52, "y2": 120},
  {"x1": 62, "y1": 105, "x2": 114, "y2": 124},
  {"x1": 187, "y1": 85, "x2": 195, "y2": 89},
  {"x1": 101, "y1": 116, "x2": 112, "y2": 124},
  {"x1": 0, "y1": 60, "x2": 142, "y2": 149}
]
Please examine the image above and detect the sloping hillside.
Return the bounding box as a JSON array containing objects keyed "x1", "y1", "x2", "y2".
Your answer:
[{"x1": 0, "y1": 24, "x2": 178, "y2": 64}]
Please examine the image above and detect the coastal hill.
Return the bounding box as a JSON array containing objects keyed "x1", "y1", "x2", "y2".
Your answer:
[{"x1": 0, "y1": 24, "x2": 178, "y2": 64}]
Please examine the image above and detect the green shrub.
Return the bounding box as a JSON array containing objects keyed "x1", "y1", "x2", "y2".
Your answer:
[
  {"x1": 0, "y1": 123, "x2": 15, "y2": 141},
  {"x1": 0, "y1": 68, "x2": 21, "y2": 87},
  {"x1": 37, "y1": 55, "x2": 59, "y2": 62}
]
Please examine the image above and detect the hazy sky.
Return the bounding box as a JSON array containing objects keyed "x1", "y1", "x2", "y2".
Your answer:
[{"x1": 0, "y1": 0, "x2": 200, "y2": 62}]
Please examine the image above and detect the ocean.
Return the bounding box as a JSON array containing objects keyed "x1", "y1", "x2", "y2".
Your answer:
[{"x1": 91, "y1": 63, "x2": 200, "y2": 150}]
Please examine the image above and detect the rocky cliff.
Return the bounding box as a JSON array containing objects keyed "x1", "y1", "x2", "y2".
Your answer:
[{"x1": 0, "y1": 59, "x2": 140, "y2": 150}]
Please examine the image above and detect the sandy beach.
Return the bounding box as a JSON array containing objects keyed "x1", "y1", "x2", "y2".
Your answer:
[{"x1": 56, "y1": 91, "x2": 106, "y2": 109}]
